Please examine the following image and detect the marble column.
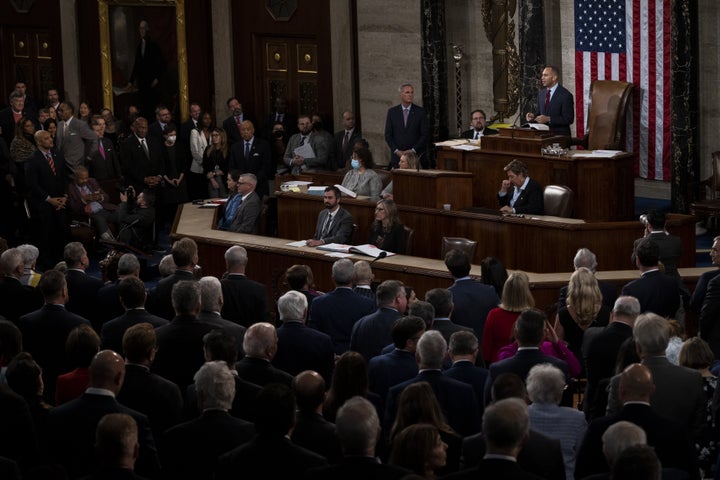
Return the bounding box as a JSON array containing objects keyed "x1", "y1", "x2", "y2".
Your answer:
[
  {"x1": 420, "y1": 0, "x2": 448, "y2": 167},
  {"x1": 518, "y1": 0, "x2": 545, "y2": 119}
]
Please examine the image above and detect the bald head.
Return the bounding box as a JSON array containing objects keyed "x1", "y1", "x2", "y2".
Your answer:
[
  {"x1": 292, "y1": 370, "x2": 326, "y2": 413},
  {"x1": 619, "y1": 363, "x2": 655, "y2": 403},
  {"x1": 89, "y1": 350, "x2": 126, "y2": 393}
]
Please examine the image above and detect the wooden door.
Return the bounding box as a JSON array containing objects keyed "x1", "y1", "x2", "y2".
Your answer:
[{"x1": 3, "y1": 27, "x2": 56, "y2": 103}]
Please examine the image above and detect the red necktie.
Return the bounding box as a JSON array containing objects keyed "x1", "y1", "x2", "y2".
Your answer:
[
  {"x1": 545, "y1": 89, "x2": 551, "y2": 113},
  {"x1": 46, "y1": 152, "x2": 56, "y2": 175}
]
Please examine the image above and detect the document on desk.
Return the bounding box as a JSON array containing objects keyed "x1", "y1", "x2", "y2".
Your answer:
[
  {"x1": 451, "y1": 144, "x2": 481, "y2": 151},
  {"x1": 294, "y1": 143, "x2": 315, "y2": 159},
  {"x1": 286, "y1": 240, "x2": 307, "y2": 247}
]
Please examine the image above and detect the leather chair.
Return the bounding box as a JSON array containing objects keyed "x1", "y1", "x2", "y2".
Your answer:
[
  {"x1": 543, "y1": 185, "x2": 574, "y2": 218},
  {"x1": 403, "y1": 226, "x2": 415, "y2": 255},
  {"x1": 440, "y1": 237, "x2": 478, "y2": 261},
  {"x1": 572, "y1": 80, "x2": 633, "y2": 150}
]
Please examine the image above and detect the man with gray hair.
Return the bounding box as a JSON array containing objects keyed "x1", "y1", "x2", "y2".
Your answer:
[
  {"x1": 352, "y1": 260, "x2": 375, "y2": 301},
  {"x1": 273, "y1": 291, "x2": 334, "y2": 383},
  {"x1": 308, "y1": 395, "x2": 411, "y2": 479},
  {"x1": 0, "y1": 248, "x2": 42, "y2": 323},
  {"x1": 222, "y1": 172, "x2": 262, "y2": 234},
  {"x1": 96, "y1": 253, "x2": 142, "y2": 326},
  {"x1": 197, "y1": 276, "x2": 246, "y2": 350},
  {"x1": 350, "y1": 279, "x2": 406, "y2": 361},
  {"x1": 148, "y1": 237, "x2": 198, "y2": 320},
  {"x1": 220, "y1": 245, "x2": 270, "y2": 327},
  {"x1": 601, "y1": 421, "x2": 647, "y2": 467},
  {"x1": 606, "y1": 313, "x2": 705, "y2": 439},
  {"x1": 235, "y1": 322, "x2": 293, "y2": 386},
  {"x1": 558, "y1": 247, "x2": 617, "y2": 309},
  {"x1": 162, "y1": 361, "x2": 255, "y2": 480},
  {"x1": 582, "y1": 296, "x2": 640, "y2": 419},
  {"x1": 308, "y1": 258, "x2": 376, "y2": 354},
  {"x1": 16, "y1": 244, "x2": 41, "y2": 287},
  {"x1": 384, "y1": 83, "x2": 430, "y2": 169},
  {"x1": 153, "y1": 280, "x2": 217, "y2": 389},
  {"x1": 386, "y1": 330, "x2": 480, "y2": 436}
]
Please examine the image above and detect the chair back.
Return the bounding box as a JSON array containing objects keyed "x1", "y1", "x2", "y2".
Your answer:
[
  {"x1": 543, "y1": 185, "x2": 574, "y2": 218},
  {"x1": 585, "y1": 80, "x2": 633, "y2": 150},
  {"x1": 440, "y1": 237, "x2": 478, "y2": 261},
  {"x1": 404, "y1": 226, "x2": 415, "y2": 256},
  {"x1": 710, "y1": 151, "x2": 720, "y2": 200}
]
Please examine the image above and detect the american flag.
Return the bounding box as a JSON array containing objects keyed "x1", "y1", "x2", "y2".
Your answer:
[{"x1": 575, "y1": 0, "x2": 671, "y2": 181}]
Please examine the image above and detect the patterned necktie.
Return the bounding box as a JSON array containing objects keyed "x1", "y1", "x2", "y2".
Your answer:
[
  {"x1": 46, "y1": 152, "x2": 56, "y2": 175},
  {"x1": 301, "y1": 136, "x2": 307, "y2": 146},
  {"x1": 321, "y1": 213, "x2": 333, "y2": 238},
  {"x1": 99, "y1": 139, "x2": 106, "y2": 159},
  {"x1": 140, "y1": 138, "x2": 149, "y2": 158},
  {"x1": 343, "y1": 131, "x2": 349, "y2": 150},
  {"x1": 545, "y1": 89, "x2": 551, "y2": 113}
]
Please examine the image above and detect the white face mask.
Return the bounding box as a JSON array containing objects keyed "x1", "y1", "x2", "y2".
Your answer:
[{"x1": 167, "y1": 135, "x2": 176, "y2": 144}]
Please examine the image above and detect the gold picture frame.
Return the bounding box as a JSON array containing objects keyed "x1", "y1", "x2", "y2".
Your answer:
[{"x1": 98, "y1": 0, "x2": 188, "y2": 121}]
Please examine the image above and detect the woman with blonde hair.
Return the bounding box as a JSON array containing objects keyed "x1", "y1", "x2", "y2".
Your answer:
[
  {"x1": 368, "y1": 199, "x2": 406, "y2": 254},
  {"x1": 481, "y1": 271, "x2": 535, "y2": 363},
  {"x1": 381, "y1": 150, "x2": 418, "y2": 200}
]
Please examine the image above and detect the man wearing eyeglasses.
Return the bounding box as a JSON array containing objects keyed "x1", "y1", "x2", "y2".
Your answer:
[
  {"x1": 461, "y1": 109, "x2": 499, "y2": 140},
  {"x1": 221, "y1": 173, "x2": 262, "y2": 235}
]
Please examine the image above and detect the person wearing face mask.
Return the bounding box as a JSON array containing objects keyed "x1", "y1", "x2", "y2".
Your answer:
[
  {"x1": 159, "y1": 123, "x2": 188, "y2": 228},
  {"x1": 340, "y1": 147, "x2": 382, "y2": 199}
]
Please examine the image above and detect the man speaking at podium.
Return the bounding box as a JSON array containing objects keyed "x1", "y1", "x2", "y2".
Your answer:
[{"x1": 525, "y1": 66, "x2": 574, "y2": 136}]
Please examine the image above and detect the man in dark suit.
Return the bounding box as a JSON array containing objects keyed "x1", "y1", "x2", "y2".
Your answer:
[
  {"x1": 46, "y1": 350, "x2": 160, "y2": 479},
  {"x1": 24, "y1": 129, "x2": 69, "y2": 268},
  {"x1": 621, "y1": 237, "x2": 680, "y2": 318},
  {"x1": 461, "y1": 109, "x2": 498, "y2": 140},
  {"x1": 306, "y1": 186, "x2": 355, "y2": 247},
  {"x1": 235, "y1": 322, "x2": 293, "y2": 387},
  {"x1": 262, "y1": 96, "x2": 296, "y2": 141},
  {"x1": 386, "y1": 330, "x2": 480, "y2": 436},
  {"x1": 273, "y1": 291, "x2": 335, "y2": 384},
  {"x1": 445, "y1": 249, "x2": 499, "y2": 340},
  {"x1": 222, "y1": 97, "x2": 251, "y2": 146},
  {"x1": 220, "y1": 172, "x2": 262, "y2": 234},
  {"x1": 484, "y1": 309, "x2": 570, "y2": 406},
  {"x1": 147, "y1": 105, "x2": 171, "y2": 141},
  {"x1": 350, "y1": 280, "x2": 406, "y2": 361},
  {"x1": 291, "y1": 370, "x2": 342, "y2": 463},
  {"x1": 444, "y1": 398, "x2": 546, "y2": 480},
  {"x1": 308, "y1": 258, "x2": 376, "y2": 354},
  {"x1": 0, "y1": 382, "x2": 38, "y2": 471},
  {"x1": 220, "y1": 245, "x2": 271, "y2": 327},
  {"x1": 56, "y1": 101, "x2": 98, "y2": 180},
  {"x1": 444, "y1": 331, "x2": 489, "y2": 410},
  {"x1": 101, "y1": 276, "x2": 169, "y2": 354},
  {"x1": 367, "y1": 316, "x2": 422, "y2": 402},
  {"x1": 0, "y1": 90, "x2": 35, "y2": 142},
  {"x1": 333, "y1": 110, "x2": 362, "y2": 170},
  {"x1": 498, "y1": 158, "x2": 544, "y2": 214},
  {"x1": 632, "y1": 210, "x2": 683, "y2": 279},
  {"x1": 66, "y1": 165, "x2": 118, "y2": 241},
  {"x1": 229, "y1": 120, "x2": 273, "y2": 198},
  {"x1": 163, "y1": 361, "x2": 255, "y2": 480},
  {"x1": 95, "y1": 253, "x2": 142, "y2": 329},
  {"x1": 63, "y1": 241, "x2": 104, "y2": 328},
  {"x1": 425, "y1": 287, "x2": 473, "y2": 345},
  {"x1": 0, "y1": 248, "x2": 43, "y2": 323},
  {"x1": 117, "y1": 322, "x2": 183, "y2": 445},
  {"x1": 690, "y1": 235, "x2": 720, "y2": 314},
  {"x1": 558, "y1": 247, "x2": 618, "y2": 310},
  {"x1": 18, "y1": 270, "x2": 91, "y2": 402},
  {"x1": 148, "y1": 237, "x2": 198, "y2": 320},
  {"x1": 306, "y1": 396, "x2": 410, "y2": 480},
  {"x1": 575, "y1": 363, "x2": 699, "y2": 479},
  {"x1": 117, "y1": 187, "x2": 156, "y2": 251},
  {"x1": 525, "y1": 65, "x2": 574, "y2": 136},
  {"x1": 699, "y1": 268, "x2": 720, "y2": 358},
  {"x1": 582, "y1": 296, "x2": 639, "y2": 419},
  {"x1": 606, "y1": 313, "x2": 705, "y2": 441},
  {"x1": 120, "y1": 117, "x2": 165, "y2": 194},
  {"x1": 197, "y1": 276, "x2": 246, "y2": 350},
  {"x1": 152, "y1": 280, "x2": 218, "y2": 390},
  {"x1": 179, "y1": 102, "x2": 201, "y2": 148},
  {"x1": 384, "y1": 83, "x2": 430, "y2": 169}
]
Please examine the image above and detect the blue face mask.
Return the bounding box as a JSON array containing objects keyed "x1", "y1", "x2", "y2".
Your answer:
[{"x1": 351, "y1": 159, "x2": 360, "y2": 169}]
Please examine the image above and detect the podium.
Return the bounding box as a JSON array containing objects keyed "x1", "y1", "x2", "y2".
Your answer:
[{"x1": 392, "y1": 169, "x2": 473, "y2": 210}]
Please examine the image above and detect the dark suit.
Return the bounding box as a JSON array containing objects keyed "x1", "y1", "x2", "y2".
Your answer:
[
  {"x1": 0, "y1": 107, "x2": 35, "y2": 143},
  {"x1": 147, "y1": 121, "x2": 166, "y2": 141},
  {"x1": 162, "y1": 409, "x2": 255, "y2": 480},
  {"x1": 94, "y1": 280, "x2": 125, "y2": 329},
  {"x1": 197, "y1": 311, "x2": 247, "y2": 353},
  {"x1": 229, "y1": 137, "x2": 273, "y2": 198},
  {"x1": 633, "y1": 232, "x2": 683, "y2": 279},
  {"x1": 448, "y1": 278, "x2": 500, "y2": 339},
  {"x1": 462, "y1": 429, "x2": 564, "y2": 479},
  {"x1": 533, "y1": 84, "x2": 575, "y2": 136},
  {"x1": 18, "y1": 304, "x2": 90, "y2": 402},
  {"x1": 431, "y1": 318, "x2": 474, "y2": 345},
  {"x1": 153, "y1": 313, "x2": 219, "y2": 389},
  {"x1": 273, "y1": 320, "x2": 335, "y2": 383},
  {"x1": 620, "y1": 269, "x2": 680, "y2": 318},
  {"x1": 263, "y1": 112, "x2": 297, "y2": 140},
  {"x1": 101, "y1": 308, "x2": 169, "y2": 355},
  {"x1": 120, "y1": 134, "x2": 165, "y2": 194},
  {"x1": 0, "y1": 383, "x2": 37, "y2": 471},
  {"x1": 226, "y1": 190, "x2": 262, "y2": 234},
  {"x1": 498, "y1": 177, "x2": 544, "y2": 214},
  {"x1": 215, "y1": 434, "x2": 327, "y2": 479},
  {"x1": 367, "y1": 348, "x2": 418, "y2": 402},
  {"x1": 222, "y1": 114, "x2": 253, "y2": 146},
  {"x1": 184, "y1": 374, "x2": 261, "y2": 422},
  {"x1": 690, "y1": 268, "x2": 720, "y2": 314},
  {"x1": 308, "y1": 287, "x2": 377, "y2": 354},
  {"x1": 385, "y1": 370, "x2": 481, "y2": 437},
  {"x1": 311, "y1": 207, "x2": 354, "y2": 244},
  {"x1": 333, "y1": 128, "x2": 362, "y2": 170},
  {"x1": 384, "y1": 103, "x2": 430, "y2": 169},
  {"x1": 234, "y1": 356, "x2": 293, "y2": 387},
  {"x1": 444, "y1": 457, "x2": 547, "y2": 480},
  {"x1": 147, "y1": 269, "x2": 196, "y2": 321},
  {"x1": 444, "y1": 360, "x2": 489, "y2": 411},
  {"x1": 220, "y1": 273, "x2": 271, "y2": 327},
  {"x1": 65, "y1": 269, "x2": 104, "y2": 330},
  {"x1": 461, "y1": 126, "x2": 499, "y2": 139},
  {"x1": 291, "y1": 411, "x2": 342, "y2": 463},
  {"x1": 0, "y1": 276, "x2": 43, "y2": 323},
  {"x1": 306, "y1": 456, "x2": 411, "y2": 480},
  {"x1": 116, "y1": 202, "x2": 156, "y2": 250},
  {"x1": 349, "y1": 306, "x2": 402, "y2": 361},
  {"x1": 47, "y1": 392, "x2": 159, "y2": 479},
  {"x1": 88, "y1": 136, "x2": 122, "y2": 181},
  {"x1": 575, "y1": 403, "x2": 699, "y2": 479},
  {"x1": 700, "y1": 273, "x2": 720, "y2": 358}
]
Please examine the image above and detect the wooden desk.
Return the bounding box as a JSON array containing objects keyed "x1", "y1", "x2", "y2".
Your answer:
[
  {"x1": 171, "y1": 203, "x2": 707, "y2": 319},
  {"x1": 276, "y1": 192, "x2": 696, "y2": 273},
  {"x1": 436, "y1": 131, "x2": 634, "y2": 221}
]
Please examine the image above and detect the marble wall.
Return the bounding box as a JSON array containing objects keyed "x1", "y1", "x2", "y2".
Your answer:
[{"x1": 698, "y1": 3, "x2": 720, "y2": 181}]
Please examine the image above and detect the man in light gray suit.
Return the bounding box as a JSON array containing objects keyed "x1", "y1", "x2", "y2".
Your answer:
[
  {"x1": 56, "y1": 101, "x2": 98, "y2": 180},
  {"x1": 283, "y1": 114, "x2": 329, "y2": 173},
  {"x1": 306, "y1": 186, "x2": 354, "y2": 247},
  {"x1": 225, "y1": 173, "x2": 262, "y2": 234}
]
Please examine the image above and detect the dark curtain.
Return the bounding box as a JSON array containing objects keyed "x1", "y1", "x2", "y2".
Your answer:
[{"x1": 518, "y1": 0, "x2": 545, "y2": 121}]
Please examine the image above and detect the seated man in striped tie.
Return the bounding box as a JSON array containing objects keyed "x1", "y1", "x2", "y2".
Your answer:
[
  {"x1": 461, "y1": 109, "x2": 498, "y2": 140},
  {"x1": 306, "y1": 186, "x2": 354, "y2": 247}
]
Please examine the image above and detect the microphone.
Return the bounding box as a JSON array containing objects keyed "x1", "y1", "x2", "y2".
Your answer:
[{"x1": 370, "y1": 251, "x2": 388, "y2": 265}]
